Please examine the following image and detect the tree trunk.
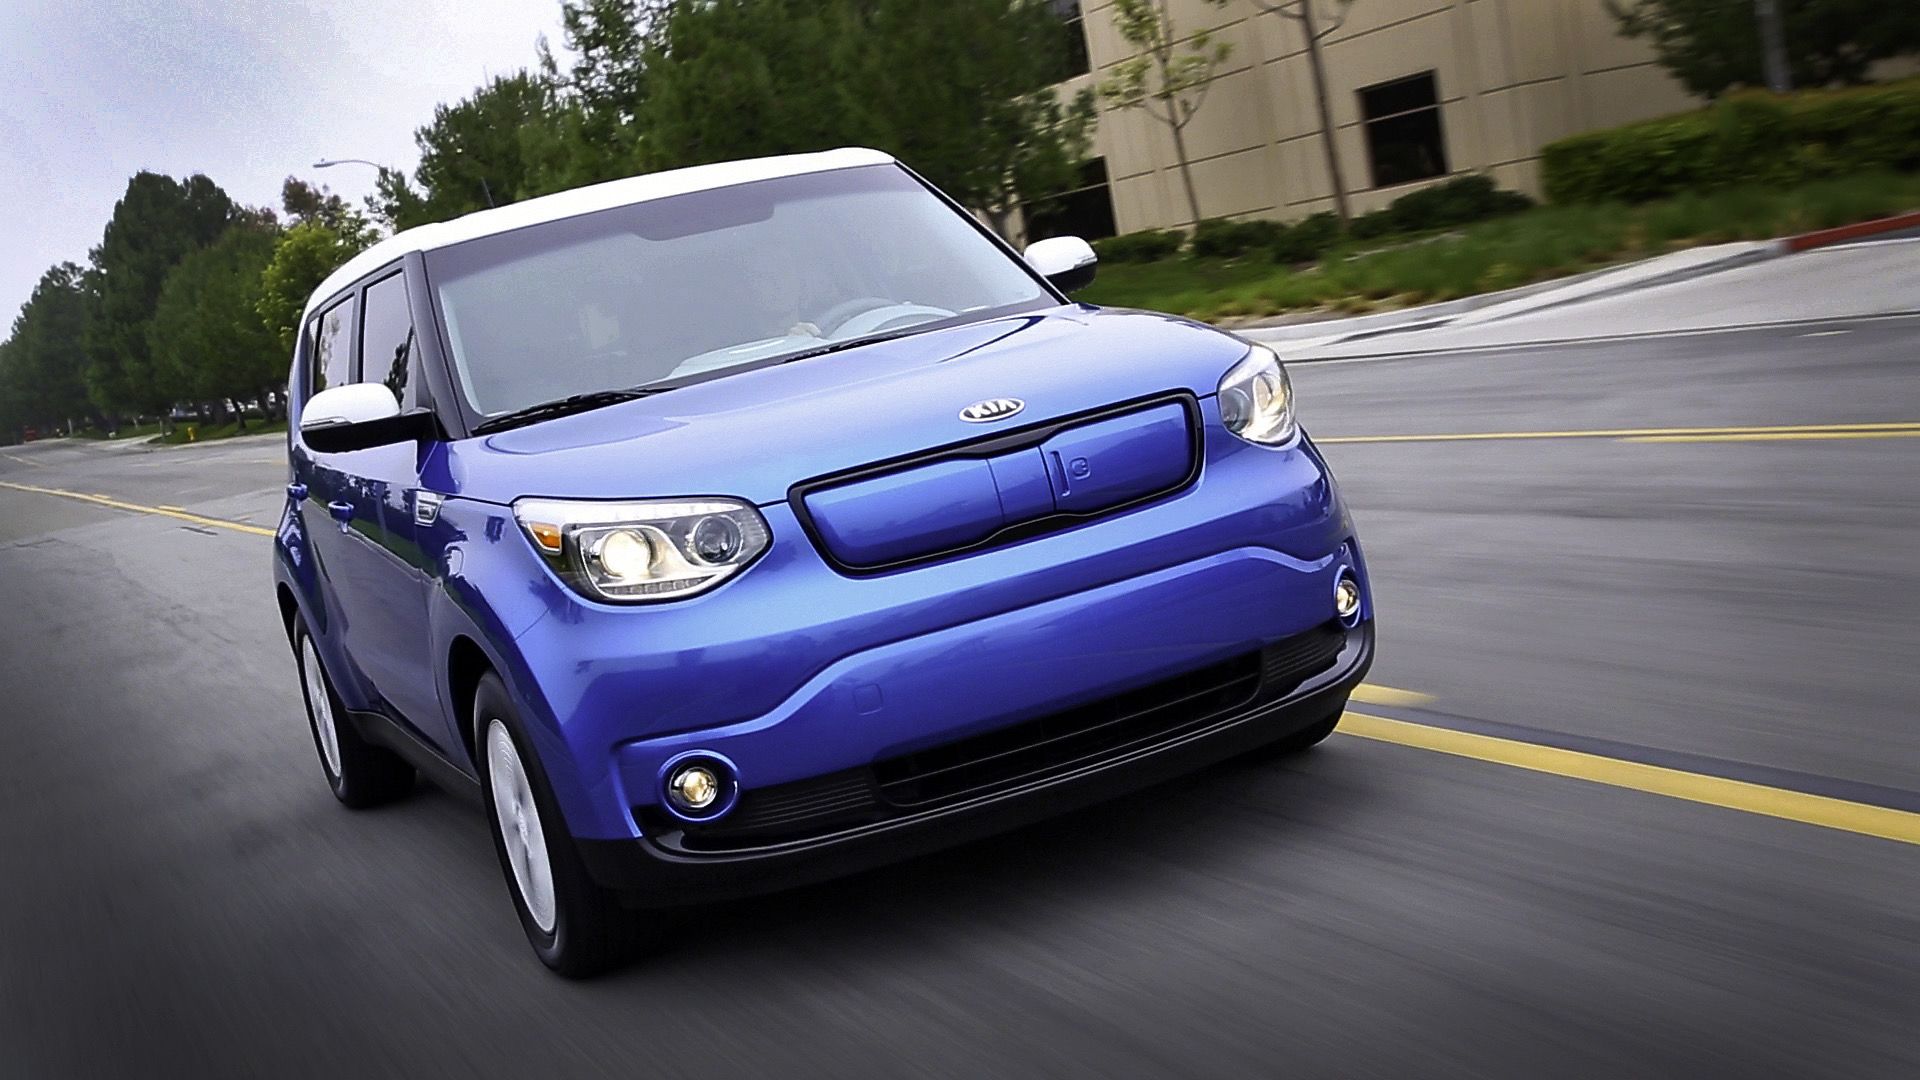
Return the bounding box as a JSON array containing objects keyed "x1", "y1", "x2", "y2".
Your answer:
[
  {"x1": 984, "y1": 205, "x2": 1019, "y2": 245},
  {"x1": 1753, "y1": 0, "x2": 1792, "y2": 92},
  {"x1": 1300, "y1": 1, "x2": 1353, "y2": 223},
  {"x1": 1167, "y1": 120, "x2": 1204, "y2": 228}
]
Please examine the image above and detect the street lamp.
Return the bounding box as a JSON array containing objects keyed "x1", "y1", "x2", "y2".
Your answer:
[{"x1": 315, "y1": 156, "x2": 495, "y2": 209}]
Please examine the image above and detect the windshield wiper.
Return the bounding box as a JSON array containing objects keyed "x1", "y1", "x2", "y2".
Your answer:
[
  {"x1": 775, "y1": 324, "x2": 940, "y2": 367},
  {"x1": 473, "y1": 385, "x2": 677, "y2": 435}
]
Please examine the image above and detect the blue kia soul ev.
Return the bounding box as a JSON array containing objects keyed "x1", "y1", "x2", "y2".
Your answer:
[{"x1": 275, "y1": 149, "x2": 1373, "y2": 976}]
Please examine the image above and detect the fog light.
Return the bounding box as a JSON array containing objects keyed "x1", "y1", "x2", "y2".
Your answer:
[
  {"x1": 1334, "y1": 573, "x2": 1362, "y2": 624},
  {"x1": 668, "y1": 765, "x2": 721, "y2": 811}
]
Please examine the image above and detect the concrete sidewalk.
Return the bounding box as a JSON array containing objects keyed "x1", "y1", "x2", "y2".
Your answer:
[{"x1": 1242, "y1": 236, "x2": 1920, "y2": 361}]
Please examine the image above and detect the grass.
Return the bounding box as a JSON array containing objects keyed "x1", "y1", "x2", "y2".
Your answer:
[
  {"x1": 74, "y1": 422, "x2": 164, "y2": 441},
  {"x1": 1079, "y1": 171, "x2": 1920, "y2": 322},
  {"x1": 155, "y1": 418, "x2": 286, "y2": 445}
]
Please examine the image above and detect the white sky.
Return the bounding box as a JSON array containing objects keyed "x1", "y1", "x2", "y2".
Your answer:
[{"x1": 0, "y1": 0, "x2": 568, "y2": 320}]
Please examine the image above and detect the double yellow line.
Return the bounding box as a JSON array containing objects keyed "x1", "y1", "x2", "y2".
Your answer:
[{"x1": 1320, "y1": 420, "x2": 1920, "y2": 446}]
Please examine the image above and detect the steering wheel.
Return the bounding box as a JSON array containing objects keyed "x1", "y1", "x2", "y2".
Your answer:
[{"x1": 813, "y1": 296, "x2": 899, "y2": 337}]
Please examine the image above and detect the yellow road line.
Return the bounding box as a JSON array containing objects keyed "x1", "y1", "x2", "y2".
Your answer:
[
  {"x1": 0, "y1": 479, "x2": 274, "y2": 537},
  {"x1": 1350, "y1": 683, "x2": 1436, "y2": 708},
  {"x1": 1339, "y1": 712, "x2": 1920, "y2": 847},
  {"x1": 1318, "y1": 421, "x2": 1920, "y2": 446},
  {"x1": 1626, "y1": 430, "x2": 1920, "y2": 444}
]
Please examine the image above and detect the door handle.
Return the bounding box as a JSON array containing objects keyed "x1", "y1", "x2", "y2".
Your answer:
[
  {"x1": 286, "y1": 482, "x2": 308, "y2": 501},
  {"x1": 328, "y1": 501, "x2": 354, "y2": 523}
]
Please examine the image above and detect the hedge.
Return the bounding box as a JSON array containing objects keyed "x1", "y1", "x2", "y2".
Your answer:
[
  {"x1": 1092, "y1": 229, "x2": 1185, "y2": 262},
  {"x1": 1271, "y1": 212, "x2": 1343, "y2": 264},
  {"x1": 1543, "y1": 78, "x2": 1920, "y2": 204},
  {"x1": 1191, "y1": 217, "x2": 1286, "y2": 258},
  {"x1": 1086, "y1": 174, "x2": 1531, "y2": 265}
]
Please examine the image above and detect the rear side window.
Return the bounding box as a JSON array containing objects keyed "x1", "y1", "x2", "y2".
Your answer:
[
  {"x1": 310, "y1": 296, "x2": 357, "y2": 397},
  {"x1": 360, "y1": 272, "x2": 421, "y2": 411}
]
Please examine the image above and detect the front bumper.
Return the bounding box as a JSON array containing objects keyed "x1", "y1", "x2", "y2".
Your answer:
[
  {"x1": 504, "y1": 425, "x2": 1364, "y2": 842},
  {"x1": 578, "y1": 621, "x2": 1371, "y2": 903}
]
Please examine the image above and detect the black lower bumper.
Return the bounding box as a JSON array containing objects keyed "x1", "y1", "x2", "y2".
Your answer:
[{"x1": 578, "y1": 622, "x2": 1373, "y2": 905}]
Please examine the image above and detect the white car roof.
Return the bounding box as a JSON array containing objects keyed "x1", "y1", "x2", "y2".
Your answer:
[{"x1": 302, "y1": 147, "x2": 897, "y2": 322}]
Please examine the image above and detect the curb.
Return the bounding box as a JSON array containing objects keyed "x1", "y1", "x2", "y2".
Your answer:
[
  {"x1": 1238, "y1": 209, "x2": 1920, "y2": 354},
  {"x1": 1784, "y1": 210, "x2": 1920, "y2": 253},
  {"x1": 1240, "y1": 244, "x2": 1774, "y2": 352}
]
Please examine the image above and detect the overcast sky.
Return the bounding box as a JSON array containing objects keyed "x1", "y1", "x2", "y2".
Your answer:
[{"x1": 0, "y1": 0, "x2": 567, "y2": 320}]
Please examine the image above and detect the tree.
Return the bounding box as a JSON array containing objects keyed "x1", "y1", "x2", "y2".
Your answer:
[
  {"x1": 282, "y1": 177, "x2": 379, "y2": 243},
  {"x1": 1099, "y1": 0, "x2": 1233, "y2": 228},
  {"x1": 372, "y1": 71, "x2": 568, "y2": 230},
  {"x1": 1611, "y1": 0, "x2": 1920, "y2": 97},
  {"x1": 987, "y1": 88, "x2": 1099, "y2": 240},
  {"x1": 0, "y1": 264, "x2": 95, "y2": 437},
  {"x1": 257, "y1": 222, "x2": 375, "y2": 360},
  {"x1": 535, "y1": 0, "x2": 674, "y2": 186},
  {"x1": 637, "y1": 0, "x2": 1095, "y2": 230},
  {"x1": 1250, "y1": 0, "x2": 1357, "y2": 222},
  {"x1": 82, "y1": 172, "x2": 237, "y2": 424},
  {"x1": 149, "y1": 222, "x2": 282, "y2": 428},
  {"x1": 0, "y1": 337, "x2": 24, "y2": 442},
  {"x1": 861, "y1": 0, "x2": 1097, "y2": 237}
]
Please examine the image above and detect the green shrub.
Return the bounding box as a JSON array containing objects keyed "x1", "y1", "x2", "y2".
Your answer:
[
  {"x1": 1092, "y1": 229, "x2": 1185, "y2": 262},
  {"x1": 1271, "y1": 212, "x2": 1343, "y2": 264},
  {"x1": 1190, "y1": 218, "x2": 1285, "y2": 258},
  {"x1": 1544, "y1": 78, "x2": 1920, "y2": 203},
  {"x1": 1349, "y1": 208, "x2": 1397, "y2": 240},
  {"x1": 1383, "y1": 174, "x2": 1536, "y2": 232}
]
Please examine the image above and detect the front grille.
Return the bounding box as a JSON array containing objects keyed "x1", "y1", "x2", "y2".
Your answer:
[{"x1": 645, "y1": 622, "x2": 1351, "y2": 850}]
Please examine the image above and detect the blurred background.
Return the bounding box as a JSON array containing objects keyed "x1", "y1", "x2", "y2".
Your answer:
[{"x1": 2, "y1": 1, "x2": 1918, "y2": 1076}]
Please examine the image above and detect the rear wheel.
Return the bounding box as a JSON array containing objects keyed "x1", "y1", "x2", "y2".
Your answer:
[
  {"x1": 294, "y1": 620, "x2": 414, "y2": 808},
  {"x1": 475, "y1": 672, "x2": 643, "y2": 978}
]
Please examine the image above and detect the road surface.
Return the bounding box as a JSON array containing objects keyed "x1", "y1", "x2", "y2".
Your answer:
[{"x1": 2, "y1": 246, "x2": 1917, "y2": 1077}]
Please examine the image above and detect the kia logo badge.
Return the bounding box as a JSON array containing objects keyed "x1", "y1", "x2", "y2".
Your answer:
[{"x1": 960, "y1": 398, "x2": 1025, "y2": 423}]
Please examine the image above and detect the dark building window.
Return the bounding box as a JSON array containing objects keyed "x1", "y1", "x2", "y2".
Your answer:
[
  {"x1": 1023, "y1": 157, "x2": 1118, "y2": 242},
  {"x1": 1052, "y1": 0, "x2": 1091, "y2": 79},
  {"x1": 1359, "y1": 71, "x2": 1449, "y2": 188}
]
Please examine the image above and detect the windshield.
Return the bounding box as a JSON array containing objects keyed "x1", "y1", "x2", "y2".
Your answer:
[{"x1": 426, "y1": 164, "x2": 1054, "y2": 419}]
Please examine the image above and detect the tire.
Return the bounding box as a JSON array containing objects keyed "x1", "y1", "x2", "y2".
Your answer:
[
  {"x1": 474, "y1": 672, "x2": 643, "y2": 978},
  {"x1": 294, "y1": 620, "x2": 415, "y2": 808}
]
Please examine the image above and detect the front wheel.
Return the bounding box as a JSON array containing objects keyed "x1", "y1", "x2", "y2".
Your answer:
[{"x1": 475, "y1": 672, "x2": 646, "y2": 978}]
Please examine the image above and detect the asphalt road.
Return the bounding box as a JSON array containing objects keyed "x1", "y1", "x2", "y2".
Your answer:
[{"x1": 3, "y1": 250, "x2": 1918, "y2": 1077}]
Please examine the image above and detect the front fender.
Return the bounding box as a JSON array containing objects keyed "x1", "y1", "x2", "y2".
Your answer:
[{"x1": 426, "y1": 497, "x2": 593, "y2": 808}]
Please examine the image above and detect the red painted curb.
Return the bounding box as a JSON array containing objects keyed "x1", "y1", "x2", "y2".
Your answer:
[{"x1": 1784, "y1": 210, "x2": 1920, "y2": 253}]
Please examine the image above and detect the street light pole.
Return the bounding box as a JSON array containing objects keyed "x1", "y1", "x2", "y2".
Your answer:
[{"x1": 1754, "y1": 0, "x2": 1792, "y2": 92}]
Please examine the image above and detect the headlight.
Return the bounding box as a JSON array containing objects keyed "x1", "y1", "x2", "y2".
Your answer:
[
  {"x1": 1216, "y1": 342, "x2": 1298, "y2": 446},
  {"x1": 513, "y1": 497, "x2": 770, "y2": 603}
]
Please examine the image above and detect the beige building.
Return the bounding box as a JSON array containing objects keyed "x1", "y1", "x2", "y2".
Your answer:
[{"x1": 1026, "y1": 0, "x2": 1701, "y2": 238}]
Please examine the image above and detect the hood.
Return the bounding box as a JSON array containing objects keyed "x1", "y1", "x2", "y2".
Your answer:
[{"x1": 448, "y1": 305, "x2": 1250, "y2": 507}]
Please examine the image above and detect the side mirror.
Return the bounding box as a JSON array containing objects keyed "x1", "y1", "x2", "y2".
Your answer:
[
  {"x1": 1024, "y1": 236, "x2": 1099, "y2": 294},
  {"x1": 300, "y1": 383, "x2": 437, "y2": 453}
]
